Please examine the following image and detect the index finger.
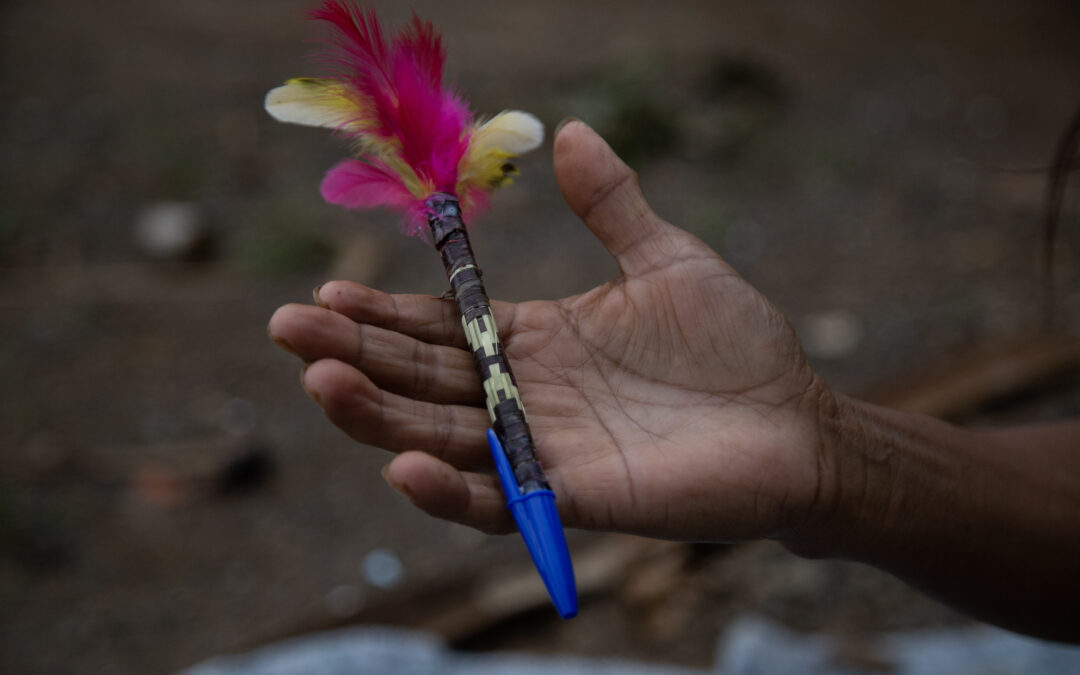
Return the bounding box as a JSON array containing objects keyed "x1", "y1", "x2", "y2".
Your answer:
[{"x1": 316, "y1": 281, "x2": 518, "y2": 349}]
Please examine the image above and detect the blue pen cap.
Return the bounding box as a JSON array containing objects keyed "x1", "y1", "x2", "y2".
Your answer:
[
  {"x1": 509, "y1": 490, "x2": 578, "y2": 619},
  {"x1": 486, "y1": 429, "x2": 578, "y2": 619}
]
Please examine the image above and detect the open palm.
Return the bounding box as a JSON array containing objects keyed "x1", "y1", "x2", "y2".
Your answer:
[{"x1": 269, "y1": 121, "x2": 830, "y2": 543}]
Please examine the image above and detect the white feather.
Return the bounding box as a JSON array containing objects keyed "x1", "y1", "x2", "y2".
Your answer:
[{"x1": 471, "y1": 111, "x2": 544, "y2": 155}]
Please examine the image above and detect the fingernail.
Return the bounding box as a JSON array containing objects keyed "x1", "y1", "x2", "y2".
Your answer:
[
  {"x1": 268, "y1": 326, "x2": 300, "y2": 357},
  {"x1": 300, "y1": 364, "x2": 318, "y2": 402},
  {"x1": 381, "y1": 465, "x2": 417, "y2": 504},
  {"x1": 313, "y1": 285, "x2": 328, "y2": 308},
  {"x1": 555, "y1": 117, "x2": 582, "y2": 136}
]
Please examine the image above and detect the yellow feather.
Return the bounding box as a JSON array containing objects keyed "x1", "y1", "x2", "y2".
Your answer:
[
  {"x1": 264, "y1": 78, "x2": 363, "y2": 130},
  {"x1": 383, "y1": 153, "x2": 429, "y2": 199},
  {"x1": 266, "y1": 78, "x2": 430, "y2": 196},
  {"x1": 268, "y1": 79, "x2": 543, "y2": 203}
]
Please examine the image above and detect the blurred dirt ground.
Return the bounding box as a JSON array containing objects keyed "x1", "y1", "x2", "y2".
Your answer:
[{"x1": 1, "y1": 1, "x2": 1079, "y2": 673}]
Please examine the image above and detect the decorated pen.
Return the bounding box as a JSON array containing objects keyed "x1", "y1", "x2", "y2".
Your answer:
[{"x1": 265, "y1": 1, "x2": 577, "y2": 618}]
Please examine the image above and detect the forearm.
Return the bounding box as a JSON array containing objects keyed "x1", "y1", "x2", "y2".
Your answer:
[{"x1": 787, "y1": 393, "x2": 1080, "y2": 642}]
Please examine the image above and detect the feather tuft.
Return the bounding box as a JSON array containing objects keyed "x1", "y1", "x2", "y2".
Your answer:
[{"x1": 267, "y1": 2, "x2": 543, "y2": 238}]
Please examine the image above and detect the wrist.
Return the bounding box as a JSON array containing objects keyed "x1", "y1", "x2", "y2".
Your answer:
[
  {"x1": 778, "y1": 388, "x2": 1080, "y2": 640},
  {"x1": 780, "y1": 391, "x2": 894, "y2": 560},
  {"x1": 781, "y1": 392, "x2": 995, "y2": 560}
]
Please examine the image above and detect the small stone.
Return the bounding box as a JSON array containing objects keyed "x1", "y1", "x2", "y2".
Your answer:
[
  {"x1": 361, "y1": 548, "x2": 404, "y2": 590},
  {"x1": 215, "y1": 445, "x2": 275, "y2": 495},
  {"x1": 324, "y1": 584, "x2": 364, "y2": 618},
  {"x1": 801, "y1": 310, "x2": 863, "y2": 359},
  {"x1": 132, "y1": 201, "x2": 209, "y2": 261}
]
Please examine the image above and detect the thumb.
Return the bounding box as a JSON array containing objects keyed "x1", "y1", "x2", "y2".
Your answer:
[{"x1": 553, "y1": 119, "x2": 684, "y2": 277}]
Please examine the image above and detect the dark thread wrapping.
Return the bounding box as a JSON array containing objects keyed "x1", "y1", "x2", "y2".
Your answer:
[
  {"x1": 425, "y1": 193, "x2": 551, "y2": 494},
  {"x1": 492, "y1": 399, "x2": 548, "y2": 493}
]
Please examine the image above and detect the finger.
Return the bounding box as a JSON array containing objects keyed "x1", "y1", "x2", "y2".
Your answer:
[
  {"x1": 269, "y1": 303, "x2": 483, "y2": 405},
  {"x1": 383, "y1": 451, "x2": 513, "y2": 534},
  {"x1": 302, "y1": 359, "x2": 491, "y2": 469},
  {"x1": 553, "y1": 120, "x2": 691, "y2": 277},
  {"x1": 315, "y1": 281, "x2": 517, "y2": 349}
]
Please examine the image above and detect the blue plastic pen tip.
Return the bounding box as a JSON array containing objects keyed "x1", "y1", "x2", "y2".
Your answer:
[
  {"x1": 510, "y1": 490, "x2": 578, "y2": 619},
  {"x1": 486, "y1": 429, "x2": 578, "y2": 619}
]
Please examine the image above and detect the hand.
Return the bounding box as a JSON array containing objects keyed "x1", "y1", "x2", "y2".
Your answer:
[{"x1": 268, "y1": 121, "x2": 833, "y2": 542}]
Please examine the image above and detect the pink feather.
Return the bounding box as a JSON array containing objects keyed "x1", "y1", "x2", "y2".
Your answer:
[
  {"x1": 320, "y1": 159, "x2": 428, "y2": 235},
  {"x1": 310, "y1": 2, "x2": 473, "y2": 235}
]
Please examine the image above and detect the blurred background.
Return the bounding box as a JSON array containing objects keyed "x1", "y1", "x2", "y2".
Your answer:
[{"x1": 2, "y1": 0, "x2": 1079, "y2": 672}]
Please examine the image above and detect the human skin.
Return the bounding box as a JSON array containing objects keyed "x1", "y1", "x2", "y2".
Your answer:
[{"x1": 268, "y1": 120, "x2": 1080, "y2": 642}]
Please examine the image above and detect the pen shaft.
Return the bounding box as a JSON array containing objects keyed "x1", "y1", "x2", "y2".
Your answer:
[{"x1": 425, "y1": 193, "x2": 550, "y2": 494}]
